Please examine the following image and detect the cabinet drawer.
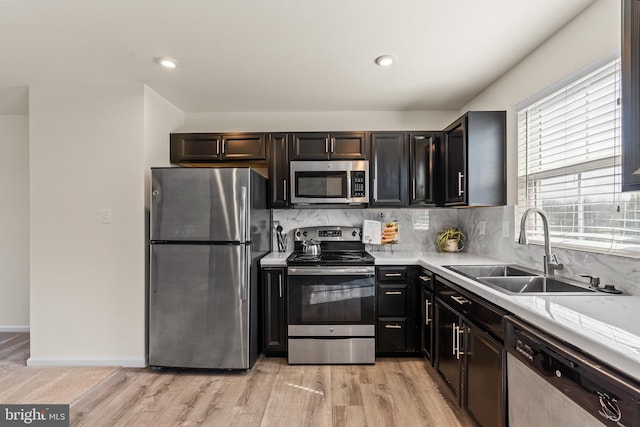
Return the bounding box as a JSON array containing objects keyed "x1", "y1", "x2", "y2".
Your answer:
[
  {"x1": 376, "y1": 267, "x2": 407, "y2": 283},
  {"x1": 377, "y1": 318, "x2": 407, "y2": 352},
  {"x1": 378, "y1": 284, "x2": 407, "y2": 317}
]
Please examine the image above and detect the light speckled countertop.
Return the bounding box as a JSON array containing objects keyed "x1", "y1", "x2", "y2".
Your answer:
[{"x1": 260, "y1": 250, "x2": 640, "y2": 382}]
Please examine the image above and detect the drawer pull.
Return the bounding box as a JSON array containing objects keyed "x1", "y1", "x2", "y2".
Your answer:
[
  {"x1": 419, "y1": 275, "x2": 431, "y2": 282},
  {"x1": 451, "y1": 295, "x2": 470, "y2": 305},
  {"x1": 385, "y1": 324, "x2": 402, "y2": 329},
  {"x1": 385, "y1": 291, "x2": 403, "y2": 295},
  {"x1": 384, "y1": 273, "x2": 402, "y2": 277}
]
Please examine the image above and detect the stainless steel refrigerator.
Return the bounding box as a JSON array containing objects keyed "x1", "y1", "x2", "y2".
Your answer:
[{"x1": 149, "y1": 167, "x2": 270, "y2": 369}]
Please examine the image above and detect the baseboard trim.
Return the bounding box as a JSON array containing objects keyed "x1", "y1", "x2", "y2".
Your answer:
[
  {"x1": 27, "y1": 357, "x2": 146, "y2": 368},
  {"x1": 0, "y1": 326, "x2": 30, "y2": 333}
]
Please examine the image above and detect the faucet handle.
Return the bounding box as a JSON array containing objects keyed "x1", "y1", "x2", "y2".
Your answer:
[
  {"x1": 579, "y1": 274, "x2": 600, "y2": 288},
  {"x1": 548, "y1": 253, "x2": 563, "y2": 269}
]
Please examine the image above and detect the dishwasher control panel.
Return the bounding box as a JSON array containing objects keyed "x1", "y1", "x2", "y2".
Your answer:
[{"x1": 505, "y1": 316, "x2": 640, "y2": 427}]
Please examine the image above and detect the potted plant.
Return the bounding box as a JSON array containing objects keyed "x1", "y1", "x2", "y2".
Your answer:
[{"x1": 436, "y1": 227, "x2": 465, "y2": 252}]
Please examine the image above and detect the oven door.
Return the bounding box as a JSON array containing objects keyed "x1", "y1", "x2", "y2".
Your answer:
[{"x1": 287, "y1": 266, "x2": 375, "y2": 333}]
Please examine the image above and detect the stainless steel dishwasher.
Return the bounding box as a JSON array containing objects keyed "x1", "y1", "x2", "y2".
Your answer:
[{"x1": 504, "y1": 316, "x2": 640, "y2": 426}]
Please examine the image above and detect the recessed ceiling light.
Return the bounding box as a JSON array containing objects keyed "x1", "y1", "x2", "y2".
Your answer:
[
  {"x1": 375, "y1": 55, "x2": 395, "y2": 67},
  {"x1": 156, "y1": 57, "x2": 179, "y2": 69}
]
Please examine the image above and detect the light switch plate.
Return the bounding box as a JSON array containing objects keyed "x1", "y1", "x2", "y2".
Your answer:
[
  {"x1": 100, "y1": 208, "x2": 112, "y2": 224},
  {"x1": 478, "y1": 220, "x2": 487, "y2": 236}
]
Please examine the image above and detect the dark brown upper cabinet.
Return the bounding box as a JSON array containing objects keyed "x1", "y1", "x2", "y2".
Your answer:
[
  {"x1": 268, "y1": 133, "x2": 290, "y2": 208},
  {"x1": 409, "y1": 132, "x2": 438, "y2": 206},
  {"x1": 442, "y1": 111, "x2": 506, "y2": 207},
  {"x1": 170, "y1": 133, "x2": 267, "y2": 163},
  {"x1": 289, "y1": 132, "x2": 368, "y2": 160},
  {"x1": 622, "y1": 0, "x2": 640, "y2": 192},
  {"x1": 370, "y1": 132, "x2": 408, "y2": 207}
]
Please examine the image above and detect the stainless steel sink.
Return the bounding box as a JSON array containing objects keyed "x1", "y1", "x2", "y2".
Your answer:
[
  {"x1": 446, "y1": 264, "x2": 535, "y2": 278},
  {"x1": 445, "y1": 264, "x2": 606, "y2": 295},
  {"x1": 477, "y1": 276, "x2": 597, "y2": 294}
]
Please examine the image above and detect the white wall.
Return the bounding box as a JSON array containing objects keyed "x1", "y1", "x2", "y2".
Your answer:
[
  {"x1": 28, "y1": 84, "x2": 146, "y2": 366},
  {"x1": 184, "y1": 110, "x2": 459, "y2": 132},
  {"x1": 460, "y1": 0, "x2": 621, "y2": 204},
  {"x1": 0, "y1": 115, "x2": 30, "y2": 330}
]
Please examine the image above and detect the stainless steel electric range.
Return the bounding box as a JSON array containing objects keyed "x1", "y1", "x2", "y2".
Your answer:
[{"x1": 286, "y1": 226, "x2": 375, "y2": 364}]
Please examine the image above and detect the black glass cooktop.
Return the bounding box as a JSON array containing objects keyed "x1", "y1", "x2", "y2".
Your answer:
[{"x1": 286, "y1": 251, "x2": 375, "y2": 266}]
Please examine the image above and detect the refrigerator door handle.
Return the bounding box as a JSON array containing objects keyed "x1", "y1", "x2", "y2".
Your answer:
[
  {"x1": 240, "y1": 186, "x2": 248, "y2": 242},
  {"x1": 241, "y1": 245, "x2": 250, "y2": 301}
]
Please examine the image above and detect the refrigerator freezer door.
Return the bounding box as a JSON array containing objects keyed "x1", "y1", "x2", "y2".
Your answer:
[
  {"x1": 149, "y1": 243, "x2": 250, "y2": 369},
  {"x1": 151, "y1": 168, "x2": 250, "y2": 242}
]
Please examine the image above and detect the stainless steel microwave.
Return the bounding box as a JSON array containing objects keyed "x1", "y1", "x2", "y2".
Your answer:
[{"x1": 290, "y1": 160, "x2": 369, "y2": 205}]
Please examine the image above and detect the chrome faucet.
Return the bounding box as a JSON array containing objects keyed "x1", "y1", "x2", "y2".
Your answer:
[{"x1": 518, "y1": 207, "x2": 564, "y2": 278}]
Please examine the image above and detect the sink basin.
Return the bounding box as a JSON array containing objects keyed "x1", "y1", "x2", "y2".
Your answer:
[
  {"x1": 478, "y1": 276, "x2": 597, "y2": 295},
  {"x1": 446, "y1": 264, "x2": 535, "y2": 278}
]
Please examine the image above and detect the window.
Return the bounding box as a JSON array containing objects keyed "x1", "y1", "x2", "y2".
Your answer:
[{"x1": 517, "y1": 58, "x2": 640, "y2": 256}]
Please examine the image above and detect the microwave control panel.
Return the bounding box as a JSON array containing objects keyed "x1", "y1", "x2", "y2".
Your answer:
[{"x1": 351, "y1": 171, "x2": 366, "y2": 197}]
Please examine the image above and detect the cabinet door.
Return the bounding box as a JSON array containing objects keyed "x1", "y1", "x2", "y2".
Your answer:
[
  {"x1": 435, "y1": 301, "x2": 461, "y2": 402},
  {"x1": 170, "y1": 133, "x2": 222, "y2": 163},
  {"x1": 410, "y1": 133, "x2": 436, "y2": 205},
  {"x1": 421, "y1": 287, "x2": 433, "y2": 363},
  {"x1": 378, "y1": 284, "x2": 407, "y2": 317},
  {"x1": 370, "y1": 133, "x2": 408, "y2": 207},
  {"x1": 221, "y1": 133, "x2": 267, "y2": 160},
  {"x1": 443, "y1": 121, "x2": 466, "y2": 205},
  {"x1": 622, "y1": 0, "x2": 640, "y2": 192},
  {"x1": 262, "y1": 268, "x2": 287, "y2": 355},
  {"x1": 330, "y1": 132, "x2": 368, "y2": 159},
  {"x1": 269, "y1": 133, "x2": 289, "y2": 208},
  {"x1": 290, "y1": 133, "x2": 331, "y2": 160},
  {"x1": 464, "y1": 323, "x2": 505, "y2": 427}
]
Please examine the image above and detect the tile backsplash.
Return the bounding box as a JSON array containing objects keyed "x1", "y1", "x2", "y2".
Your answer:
[{"x1": 273, "y1": 205, "x2": 640, "y2": 296}]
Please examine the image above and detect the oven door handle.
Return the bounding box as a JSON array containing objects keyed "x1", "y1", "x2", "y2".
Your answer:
[{"x1": 287, "y1": 266, "x2": 375, "y2": 276}]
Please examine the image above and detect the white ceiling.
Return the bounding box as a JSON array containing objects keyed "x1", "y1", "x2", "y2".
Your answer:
[{"x1": 0, "y1": 0, "x2": 597, "y2": 115}]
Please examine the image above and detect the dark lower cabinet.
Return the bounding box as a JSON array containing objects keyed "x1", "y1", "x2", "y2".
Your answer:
[
  {"x1": 376, "y1": 266, "x2": 418, "y2": 354},
  {"x1": 435, "y1": 301, "x2": 462, "y2": 400},
  {"x1": 416, "y1": 269, "x2": 434, "y2": 363},
  {"x1": 370, "y1": 133, "x2": 408, "y2": 207},
  {"x1": 465, "y1": 323, "x2": 505, "y2": 427},
  {"x1": 262, "y1": 267, "x2": 287, "y2": 355},
  {"x1": 434, "y1": 275, "x2": 506, "y2": 427}
]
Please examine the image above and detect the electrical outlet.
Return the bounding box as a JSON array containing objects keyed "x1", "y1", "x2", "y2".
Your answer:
[
  {"x1": 478, "y1": 220, "x2": 487, "y2": 236},
  {"x1": 100, "y1": 208, "x2": 112, "y2": 224},
  {"x1": 502, "y1": 221, "x2": 510, "y2": 238}
]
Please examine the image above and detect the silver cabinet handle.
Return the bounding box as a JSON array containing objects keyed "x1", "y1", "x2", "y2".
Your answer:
[
  {"x1": 385, "y1": 291, "x2": 402, "y2": 295},
  {"x1": 222, "y1": 139, "x2": 226, "y2": 154},
  {"x1": 385, "y1": 324, "x2": 402, "y2": 329},
  {"x1": 325, "y1": 137, "x2": 329, "y2": 153},
  {"x1": 373, "y1": 177, "x2": 378, "y2": 201},
  {"x1": 452, "y1": 324, "x2": 457, "y2": 356},
  {"x1": 331, "y1": 137, "x2": 335, "y2": 153},
  {"x1": 413, "y1": 179, "x2": 416, "y2": 200},
  {"x1": 419, "y1": 275, "x2": 431, "y2": 282},
  {"x1": 216, "y1": 140, "x2": 220, "y2": 154},
  {"x1": 425, "y1": 300, "x2": 431, "y2": 325},
  {"x1": 278, "y1": 275, "x2": 283, "y2": 298},
  {"x1": 458, "y1": 172, "x2": 464, "y2": 196},
  {"x1": 451, "y1": 295, "x2": 470, "y2": 305},
  {"x1": 456, "y1": 327, "x2": 465, "y2": 359},
  {"x1": 385, "y1": 273, "x2": 402, "y2": 277},
  {"x1": 283, "y1": 179, "x2": 287, "y2": 201}
]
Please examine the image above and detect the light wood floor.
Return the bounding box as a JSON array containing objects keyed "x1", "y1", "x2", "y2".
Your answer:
[{"x1": 2, "y1": 333, "x2": 470, "y2": 427}]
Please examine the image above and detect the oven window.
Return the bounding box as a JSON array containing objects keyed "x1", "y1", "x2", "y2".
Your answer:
[
  {"x1": 288, "y1": 275, "x2": 375, "y2": 324},
  {"x1": 295, "y1": 172, "x2": 347, "y2": 198}
]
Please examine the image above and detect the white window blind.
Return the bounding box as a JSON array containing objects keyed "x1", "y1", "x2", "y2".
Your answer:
[{"x1": 517, "y1": 59, "x2": 640, "y2": 256}]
